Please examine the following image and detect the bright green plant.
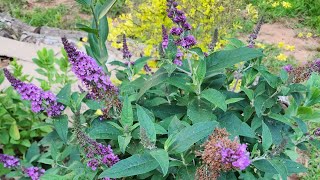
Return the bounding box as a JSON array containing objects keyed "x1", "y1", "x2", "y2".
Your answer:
[
  {"x1": 32, "y1": 48, "x2": 75, "y2": 91},
  {"x1": 0, "y1": 62, "x2": 50, "y2": 156}
]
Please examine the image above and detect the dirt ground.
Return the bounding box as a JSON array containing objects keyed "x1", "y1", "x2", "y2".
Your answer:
[{"x1": 257, "y1": 21, "x2": 320, "y2": 63}]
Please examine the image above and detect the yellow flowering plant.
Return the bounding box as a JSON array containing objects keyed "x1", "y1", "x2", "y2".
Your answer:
[{"x1": 108, "y1": 0, "x2": 246, "y2": 54}]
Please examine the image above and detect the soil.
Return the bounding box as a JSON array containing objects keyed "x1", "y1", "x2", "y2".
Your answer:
[{"x1": 257, "y1": 21, "x2": 320, "y2": 64}]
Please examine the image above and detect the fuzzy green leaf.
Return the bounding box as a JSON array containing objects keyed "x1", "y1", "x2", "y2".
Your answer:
[
  {"x1": 99, "y1": 154, "x2": 159, "y2": 178},
  {"x1": 165, "y1": 121, "x2": 217, "y2": 153},
  {"x1": 150, "y1": 149, "x2": 169, "y2": 176}
]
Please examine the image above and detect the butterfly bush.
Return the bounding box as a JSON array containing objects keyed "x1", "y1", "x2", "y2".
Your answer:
[
  {"x1": 0, "y1": 153, "x2": 44, "y2": 180},
  {"x1": 197, "y1": 128, "x2": 251, "y2": 179},
  {"x1": 3, "y1": 68, "x2": 64, "y2": 117},
  {"x1": 163, "y1": 0, "x2": 197, "y2": 66},
  {"x1": 23, "y1": 167, "x2": 45, "y2": 180},
  {"x1": 76, "y1": 130, "x2": 119, "y2": 170},
  {"x1": 0, "y1": 154, "x2": 20, "y2": 168},
  {"x1": 62, "y1": 38, "x2": 121, "y2": 118}
]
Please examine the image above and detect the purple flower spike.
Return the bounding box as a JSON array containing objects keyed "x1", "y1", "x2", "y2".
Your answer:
[
  {"x1": 181, "y1": 35, "x2": 197, "y2": 49},
  {"x1": 231, "y1": 144, "x2": 251, "y2": 170},
  {"x1": 173, "y1": 59, "x2": 183, "y2": 66},
  {"x1": 23, "y1": 167, "x2": 45, "y2": 180},
  {"x1": 314, "y1": 128, "x2": 320, "y2": 136},
  {"x1": 283, "y1": 64, "x2": 293, "y2": 72},
  {"x1": 170, "y1": 27, "x2": 184, "y2": 36},
  {"x1": 0, "y1": 154, "x2": 20, "y2": 168},
  {"x1": 3, "y1": 68, "x2": 64, "y2": 117},
  {"x1": 87, "y1": 159, "x2": 100, "y2": 171},
  {"x1": 182, "y1": 22, "x2": 192, "y2": 30},
  {"x1": 144, "y1": 64, "x2": 152, "y2": 73},
  {"x1": 122, "y1": 34, "x2": 132, "y2": 59},
  {"x1": 62, "y1": 38, "x2": 117, "y2": 100},
  {"x1": 162, "y1": 25, "x2": 169, "y2": 49}
]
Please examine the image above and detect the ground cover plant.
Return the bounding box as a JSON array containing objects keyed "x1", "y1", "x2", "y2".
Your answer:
[{"x1": 0, "y1": 0, "x2": 320, "y2": 179}]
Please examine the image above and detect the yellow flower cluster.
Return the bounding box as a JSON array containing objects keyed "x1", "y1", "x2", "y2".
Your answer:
[
  {"x1": 108, "y1": 0, "x2": 245, "y2": 55},
  {"x1": 297, "y1": 32, "x2": 313, "y2": 38},
  {"x1": 277, "y1": 42, "x2": 295, "y2": 51},
  {"x1": 271, "y1": 1, "x2": 292, "y2": 8},
  {"x1": 276, "y1": 53, "x2": 288, "y2": 61},
  {"x1": 246, "y1": 4, "x2": 259, "y2": 21}
]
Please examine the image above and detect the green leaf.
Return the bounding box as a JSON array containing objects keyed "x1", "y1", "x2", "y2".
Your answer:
[
  {"x1": 259, "y1": 69, "x2": 280, "y2": 88},
  {"x1": 280, "y1": 69, "x2": 288, "y2": 83},
  {"x1": 269, "y1": 159, "x2": 288, "y2": 180},
  {"x1": 99, "y1": 15, "x2": 109, "y2": 42},
  {"x1": 98, "y1": 0, "x2": 116, "y2": 19},
  {"x1": 225, "y1": 98, "x2": 244, "y2": 104},
  {"x1": 189, "y1": 47, "x2": 204, "y2": 59},
  {"x1": 98, "y1": 154, "x2": 159, "y2": 178},
  {"x1": 176, "y1": 166, "x2": 196, "y2": 180},
  {"x1": 150, "y1": 149, "x2": 169, "y2": 176},
  {"x1": 137, "y1": 105, "x2": 156, "y2": 142},
  {"x1": 219, "y1": 113, "x2": 255, "y2": 138},
  {"x1": 57, "y1": 83, "x2": 71, "y2": 105},
  {"x1": 206, "y1": 47, "x2": 263, "y2": 76},
  {"x1": 9, "y1": 122, "x2": 20, "y2": 140},
  {"x1": 241, "y1": 86, "x2": 254, "y2": 101},
  {"x1": 253, "y1": 159, "x2": 290, "y2": 179},
  {"x1": 88, "y1": 119, "x2": 122, "y2": 140},
  {"x1": 118, "y1": 135, "x2": 132, "y2": 154},
  {"x1": 262, "y1": 121, "x2": 272, "y2": 152},
  {"x1": 26, "y1": 142, "x2": 40, "y2": 162},
  {"x1": 120, "y1": 95, "x2": 133, "y2": 127},
  {"x1": 283, "y1": 159, "x2": 307, "y2": 174},
  {"x1": 165, "y1": 121, "x2": 217, "y2": 153},
  {"x1": 196, "y1": 59, "x2": 206, "y2": 82},
  {"x1": 53, "y1": 115, "x2": 69, "y2": 143},
  {"x1": 168, "y1": 116, "x2": 186, "y2": 136},
  {"x1": 268, "y1": 113, "x2": 293, "y2": 126},
  {"x1": 136, "y1": 68, "x2": 168, "y2": 100},
  {"x1": 201, "y1": 89, "x2": 227, "y2": 111},
  {"x1": 187, "y1": 99, "x2": 217, "y2": 124},
  {"x1": 84, "y1": 99, "x2": 103, "y2": 110},
  {"x1": 133, "y1": 57, "x2": 151, "y2": 74},
  {"x1": 76, "y1": 23, "x2": 98, "y2": 35}
]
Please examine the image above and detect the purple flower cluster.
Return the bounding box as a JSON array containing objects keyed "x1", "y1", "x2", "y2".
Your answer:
[
  {"x1": 4, "y1": 69, "x2": 64, "y2": 117},
  {"x1": 219, "y1": 144, "x2": 251, "y2": 170},
  {"x1": 314, "y1": 128, "x2": 320, "y2": 136},
  {"x1": 62, "y1": 38, "x2": 117, "y2": 100},
  {"x1": 283, "y1": 64, "x2": 293, "y2": 72},
  {"x1": 162, "y1": 25, "x2": 169, "y2": 49},
  {"x1": 180, "y1": 35, "x2": 197, "y2": 49},
  {"x1": 166, "y1": 0, "x2": 196, "y2": 49},
  {"x1": 77, "y1": 130, "x2": 119, "y2": 171},
  {"x1": 247, "y1": 17, "x2": 263, "y2": 48},
  {"x1": 0, "y1": 154, "x2": 20, "y2": 168},
  {"x1": 170, "y1": 27, "x2": 183, "y2": 36},
  {"x1": 122, "y1": 34, "x2": 132, "y2": 59},
  {"x1": 173, "y1": 49, "x2": 183, "y2": 66},
  {"x1": 23, "y1": 167, "x2": 45, "y2": 180},
  {"x1": 143, "y1": 64, "x2": 152, "y2": 73}
]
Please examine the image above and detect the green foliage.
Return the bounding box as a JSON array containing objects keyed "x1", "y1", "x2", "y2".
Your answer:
[
  {"x1": 1, "y1": 1, "x2": 320, "y2": 179},
  {"x1": 0, "y1": 64, "x2": 49, "y2": 155},
  {"x1": 252, "y1": 0, "x2": 320, "y2": 33},
  {"x1": 32, "y1": 48, "x2": 75, "y2": 91}
]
